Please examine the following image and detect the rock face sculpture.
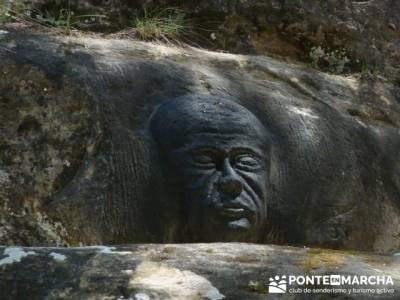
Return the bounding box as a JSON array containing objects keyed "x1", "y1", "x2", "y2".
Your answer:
[
  {"x1": 0, "y1": 31, "x2": 399, "y2": 251},
  {"x1": 149, "y1": 95, "x2": 271, "y2": 242}
]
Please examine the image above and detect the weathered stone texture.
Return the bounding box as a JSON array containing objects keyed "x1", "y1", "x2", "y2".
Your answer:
[
  {"x1": 0, "y1": 30, "x2": 398, "y2": 251},
  {"x1": 0, "y1": 243, "x2": 399, "y2": 299},
  {"x1": 23, "y1": 0, "x2": 400, "y2": 80}
]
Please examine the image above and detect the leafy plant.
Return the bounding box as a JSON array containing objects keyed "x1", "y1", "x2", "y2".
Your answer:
[{"x1": 309, "y1": 46, "x2": 350, "y2": 74}]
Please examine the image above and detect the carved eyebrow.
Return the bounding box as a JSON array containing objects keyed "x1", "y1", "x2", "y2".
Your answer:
[
  {"x1": 229, "y1": 147, "x2": 262, "y2": 158},
  {"x1": 188, "y1": 146, "x2": 264, "y2": 158},
  {"x1": 191, "y1": 146, "x2": 223, "y2": 156}
]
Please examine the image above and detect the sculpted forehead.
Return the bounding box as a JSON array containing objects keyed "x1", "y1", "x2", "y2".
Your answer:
[{"x1": 150, "y1": 95, "x2": 269, "y2": 151}]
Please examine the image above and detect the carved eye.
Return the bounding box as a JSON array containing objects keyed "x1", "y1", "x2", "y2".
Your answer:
[
  {"x1": 192, "y1": 152, "x2": 216, "y2": 169},
  {"x1": 233, "y1": 154, "x2": 261, "y2": 171}
]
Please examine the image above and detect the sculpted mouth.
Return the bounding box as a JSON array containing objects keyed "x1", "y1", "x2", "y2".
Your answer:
[
  {"x1": 218, "y1": 205, "x2": 253, "y2": 230},
  {"x1": 219, "y1": 207, "x2": 246, "y2": 218},
  {"x1": 217, "y1": 203, "x2": 253, "y2": 219}
]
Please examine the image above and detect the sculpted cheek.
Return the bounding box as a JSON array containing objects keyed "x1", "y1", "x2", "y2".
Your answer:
[
  {"x1": 236, "y1": 170, "x2": 267, "y2": 200},
  {"x1": 184, "y1": 170, "x2": 218, "y2": 189},
  {"x1": 184, "y1": 171, "x2": 220, "y2": 206}
]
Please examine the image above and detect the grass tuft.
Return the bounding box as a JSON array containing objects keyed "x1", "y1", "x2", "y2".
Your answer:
[{"x1": 131, "y1": 7, "x2": 190, "y2": 43}]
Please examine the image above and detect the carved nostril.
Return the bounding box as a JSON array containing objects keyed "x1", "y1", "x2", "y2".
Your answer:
[{"x1": 218, "y1": 178, "x2": 243, "y2": 197}]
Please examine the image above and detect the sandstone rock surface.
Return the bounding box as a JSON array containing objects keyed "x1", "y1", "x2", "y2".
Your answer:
[
  {"x1": 0, "y1": 29, "x2": 399, "y2": 251},
  {"x1": 0, "y1": 243, "x2": 399, "y2": 299}
]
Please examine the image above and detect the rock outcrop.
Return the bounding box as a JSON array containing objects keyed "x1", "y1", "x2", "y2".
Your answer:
[
  {"x1": 1, "y1": 2, "x2": 399, "y2": 298},
  {"x1": 24, "y1": 0, "x2": 400, "y2": 80},
  {"x1": 0, "y1": 29, "x2": 399, "y2": 251}
]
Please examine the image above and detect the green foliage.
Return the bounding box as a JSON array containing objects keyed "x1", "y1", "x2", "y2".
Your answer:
[
  {"x1": 0, "y1": 0, "x2": 106, "y2": 34},
  {"x1": 0, "y1": 1, "x2": 9, "y2": 25},
  {"x1": 0, "y1": 0, "x2": 24, "y2": 26},
  {"x1": 309, "y1": 46, "x2": 350, "y2": 74},
  {"x1": 1, "y1": 2, "x2": 191, "y2": 42},
  {"x1": 32, "y1": 8, "x2": 106, "y2": 33},
  {"x1": 0, "y1": 7, "x2": 9, "y2": 25},
  {"x1": 131, "y1": 7, "x2": 190, "y2": 42},
  {"x1": 32, "y1": 8, "x2": 73, "y2": 32}
]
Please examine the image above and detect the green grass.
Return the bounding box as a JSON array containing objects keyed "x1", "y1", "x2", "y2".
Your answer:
[
  {"x1": 131, "y1": 7, "x2": 190, "y2": 42},
  {"x1": 33, "y1": 8, "x2": 106, "y2": 34},
  {"x1": 0, "y1": 0, "x2": 106, "y2": 34},
  {"x1": 1, "y1": 2, "x2": 195, "y2": 44}
]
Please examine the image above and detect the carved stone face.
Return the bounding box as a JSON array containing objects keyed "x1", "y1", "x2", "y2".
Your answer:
[{"x1": 150, "y1": 95, "x2": 270, "y2": 242}]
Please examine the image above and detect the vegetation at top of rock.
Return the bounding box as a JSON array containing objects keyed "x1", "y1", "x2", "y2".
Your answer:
[
  {"x1": 309, "y1": 46, "x2": 350, "y2": 75},
  {"x1": 0, "y1": 2, "x2": 196, "y2": 44},
  {"x1": 0, "y1": 0, "x2": 106, "y2": 33},
  {"x1": 0, "y1": 0, "x2": 23, "y2": 25},
  {"x1": 0, "y1": 1, "x2": 399, "y2": 80},
  {"x1": 0, "y1": 3, "x2": 8, "y2": 24},
  {"x1": 130, "y1": 7, "x2": 191, "y2": 43},
  {"x1": 31, "y1": 7, "x2": 107, "y2": 34}
]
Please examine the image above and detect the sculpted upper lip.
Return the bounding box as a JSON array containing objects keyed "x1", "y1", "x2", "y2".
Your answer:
[{"x1": 218, "y1": 203, "x2": 251, "y2": 218}]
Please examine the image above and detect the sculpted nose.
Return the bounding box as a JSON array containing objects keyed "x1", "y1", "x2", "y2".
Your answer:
[{"x1": 218, "y1": 159, "x2": 243, "y2": 198}]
